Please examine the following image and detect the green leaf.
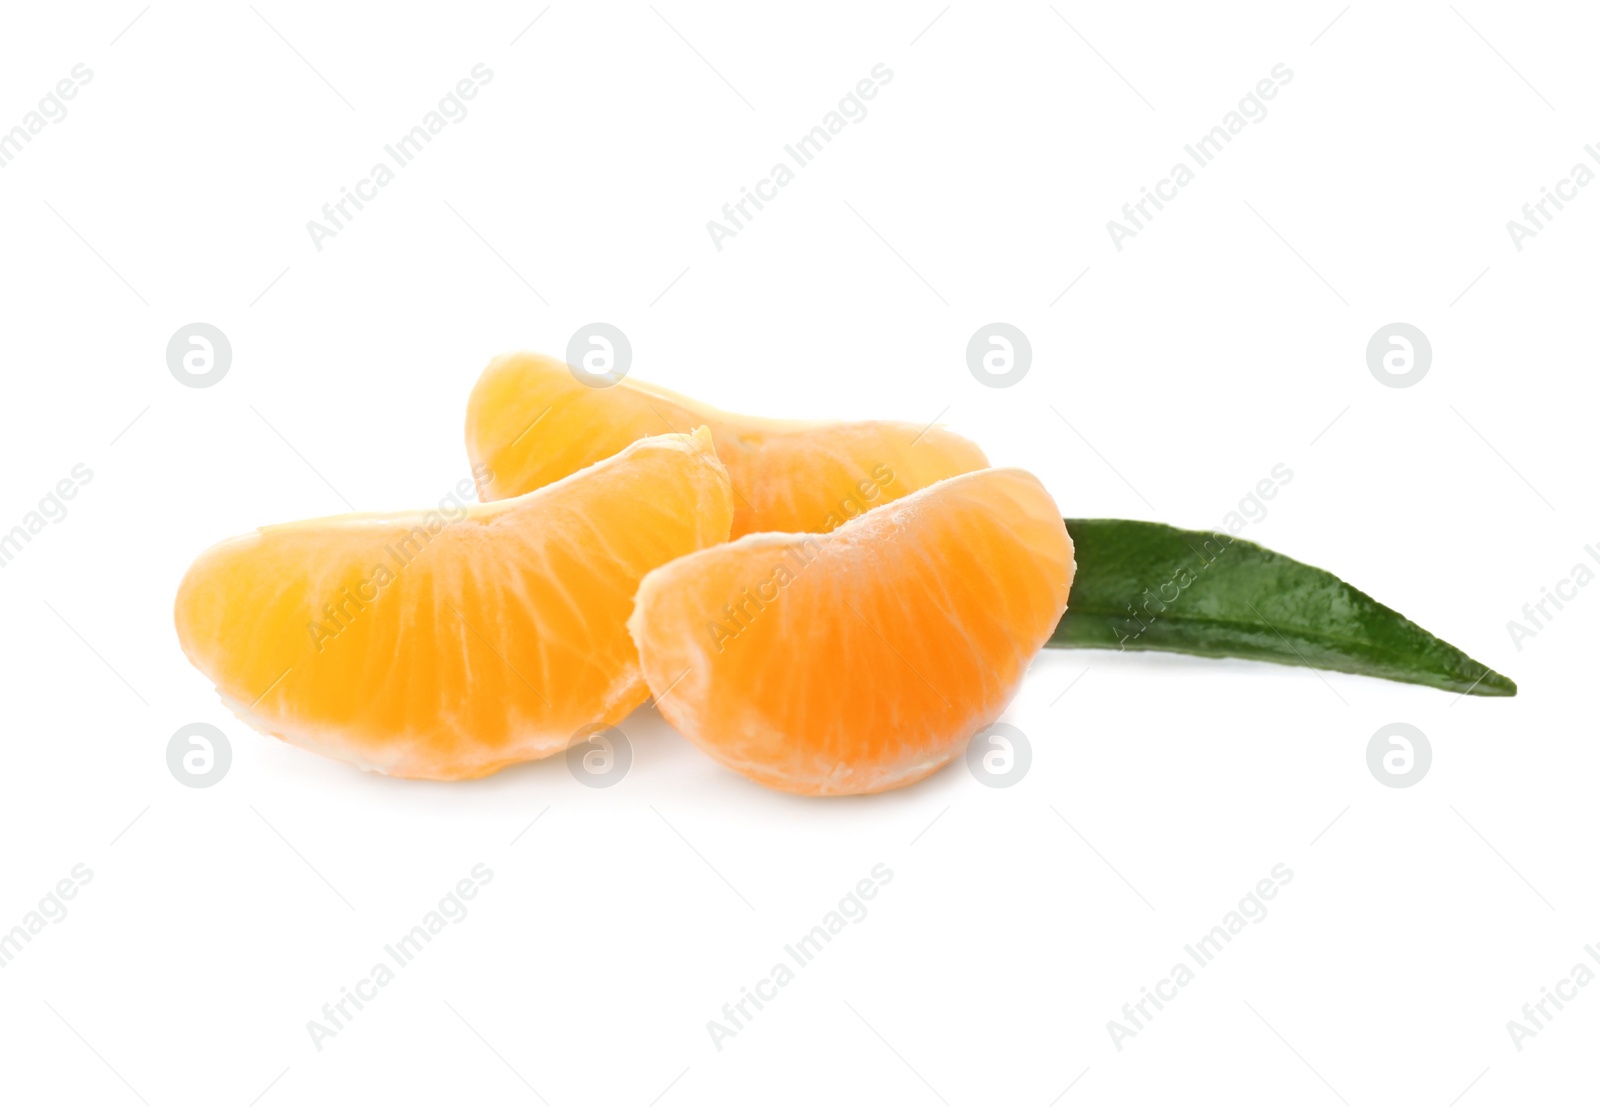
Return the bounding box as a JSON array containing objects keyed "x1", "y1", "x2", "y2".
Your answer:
[{"x1": 1049, "y1": 519, "x2": 1516, "y2": 697}]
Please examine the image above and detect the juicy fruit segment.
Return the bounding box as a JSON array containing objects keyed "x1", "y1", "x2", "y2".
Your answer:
[
  {"x1": 465, "y1": 352, "x2": 989, "y2": 538},
  {"x1": 175, "y1": 430, "x2": 733, "y2": 780},
  {"x1": 628, "y1": 468, "x2": 1073, "y2": 795}
]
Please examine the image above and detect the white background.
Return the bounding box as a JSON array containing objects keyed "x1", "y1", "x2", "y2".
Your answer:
[{"x1": 0, "y1": 2, "x2": 1592, "y2": 1109}]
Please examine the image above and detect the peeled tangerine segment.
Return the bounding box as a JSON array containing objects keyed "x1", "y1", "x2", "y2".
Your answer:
[
  {"x1": 174, "y1": 429, "x2": 733, "y2": 780},
  {"x1": 465, "y1": 352, "x2": 990, "y2": 538},
  {"x1": 628, "y1": 468, "x2": 1074, "y2": 796}
]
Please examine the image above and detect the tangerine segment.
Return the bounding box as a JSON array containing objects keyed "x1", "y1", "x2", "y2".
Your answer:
[
  {"x1": 628, "y1": 468, "x2": 1073, "y2": 796},
  {"x1": 175, "y1": 429, "x2": 733, "y2": 780},
  {"x1": 465, "y1": 352, "x2": 989, "y2": 538}
]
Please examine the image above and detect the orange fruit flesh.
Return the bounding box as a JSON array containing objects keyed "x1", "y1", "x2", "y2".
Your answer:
[
  {"x1": 628, "y1": 468, "x2": 1074, "y2": 795},
  {"x1": 464, "y1": 352, "x2": 989, "y2": 537},
  {"x1": 175, "y1": 430, "x2": 733, "y2": 779}
]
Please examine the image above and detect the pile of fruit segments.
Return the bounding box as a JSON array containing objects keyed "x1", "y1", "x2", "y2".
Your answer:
[{"x1": 175, "y1": 353, "x2": 1513, "y2": 795}]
